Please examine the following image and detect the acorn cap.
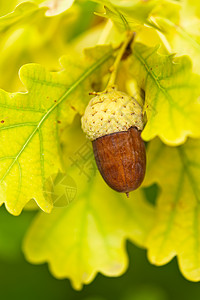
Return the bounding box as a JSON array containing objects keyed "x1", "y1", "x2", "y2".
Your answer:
[{"x1": 81, "y1": 86, "x2": 144, "y2": 141}]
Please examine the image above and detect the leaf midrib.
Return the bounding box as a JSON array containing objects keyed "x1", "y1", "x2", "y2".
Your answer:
[{"x1": 133, "y1": 47, "x2": 191, "y2": 118}]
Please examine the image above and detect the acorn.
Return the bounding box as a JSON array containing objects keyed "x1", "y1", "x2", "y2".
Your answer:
[{"x1": 81, "y1": 86, "x2": 146, "y2": 195}]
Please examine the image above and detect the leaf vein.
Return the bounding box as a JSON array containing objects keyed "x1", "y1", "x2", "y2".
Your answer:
[{"x1": 134, "y1": 48, "x2": 189, "y2": 118}]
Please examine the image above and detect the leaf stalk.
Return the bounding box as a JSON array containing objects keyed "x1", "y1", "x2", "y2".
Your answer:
[{"x1": 106, "y1": 31, "x2": 135, "y2": 88}]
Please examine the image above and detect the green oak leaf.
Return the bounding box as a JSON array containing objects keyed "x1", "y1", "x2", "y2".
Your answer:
[
  {"x1": 153, "y1": 0, "x2": 200, "y2": 75},
  {"x1": 23, "y1": 178, "x2": 154, "y2": 290},
  {"x1": 23, "y1": 117, "x2": 155, "y2": 290},
  {"x1": 129, "y1": 43, "x2": 200, "y2": 145},
  {"x1": 0, "y1": 2, "x2": 47, "y2": 33},
  {"x1": 0, "y1": 0, "x2": 76, "y2": 32},
  {"x1": 144, "y1": 137, "x2": 200, "y2": 282},
  {"x1": 0, "y1": 45, "x2": 114, "y2": 215},
  {"x1": 93, "y1": 0, "x2": 180, "y2": 32},
  {"x1": 0, "y1": 0, "x2": 19, "y2": 16},
  {"x1": 0, "y1": 1, "x2": 92, "y2": 92}
]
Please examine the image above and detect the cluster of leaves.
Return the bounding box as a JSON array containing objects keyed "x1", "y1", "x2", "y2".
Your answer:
[{"x1": 0, "y1": 0, "x2": 200, "y2": 290}]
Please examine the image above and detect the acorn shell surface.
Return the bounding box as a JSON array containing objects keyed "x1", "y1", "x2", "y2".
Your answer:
[{"x1": 92, "y1": 127, "x2": 146, "y2": 193}]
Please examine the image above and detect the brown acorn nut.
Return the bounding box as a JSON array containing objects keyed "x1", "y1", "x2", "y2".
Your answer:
[
  {"x1": 81, "y1": 86, "x2": 146, "y2": 194},
  {"x1": 92, "y1": 127, "x2": 146, "y2": 193}
]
